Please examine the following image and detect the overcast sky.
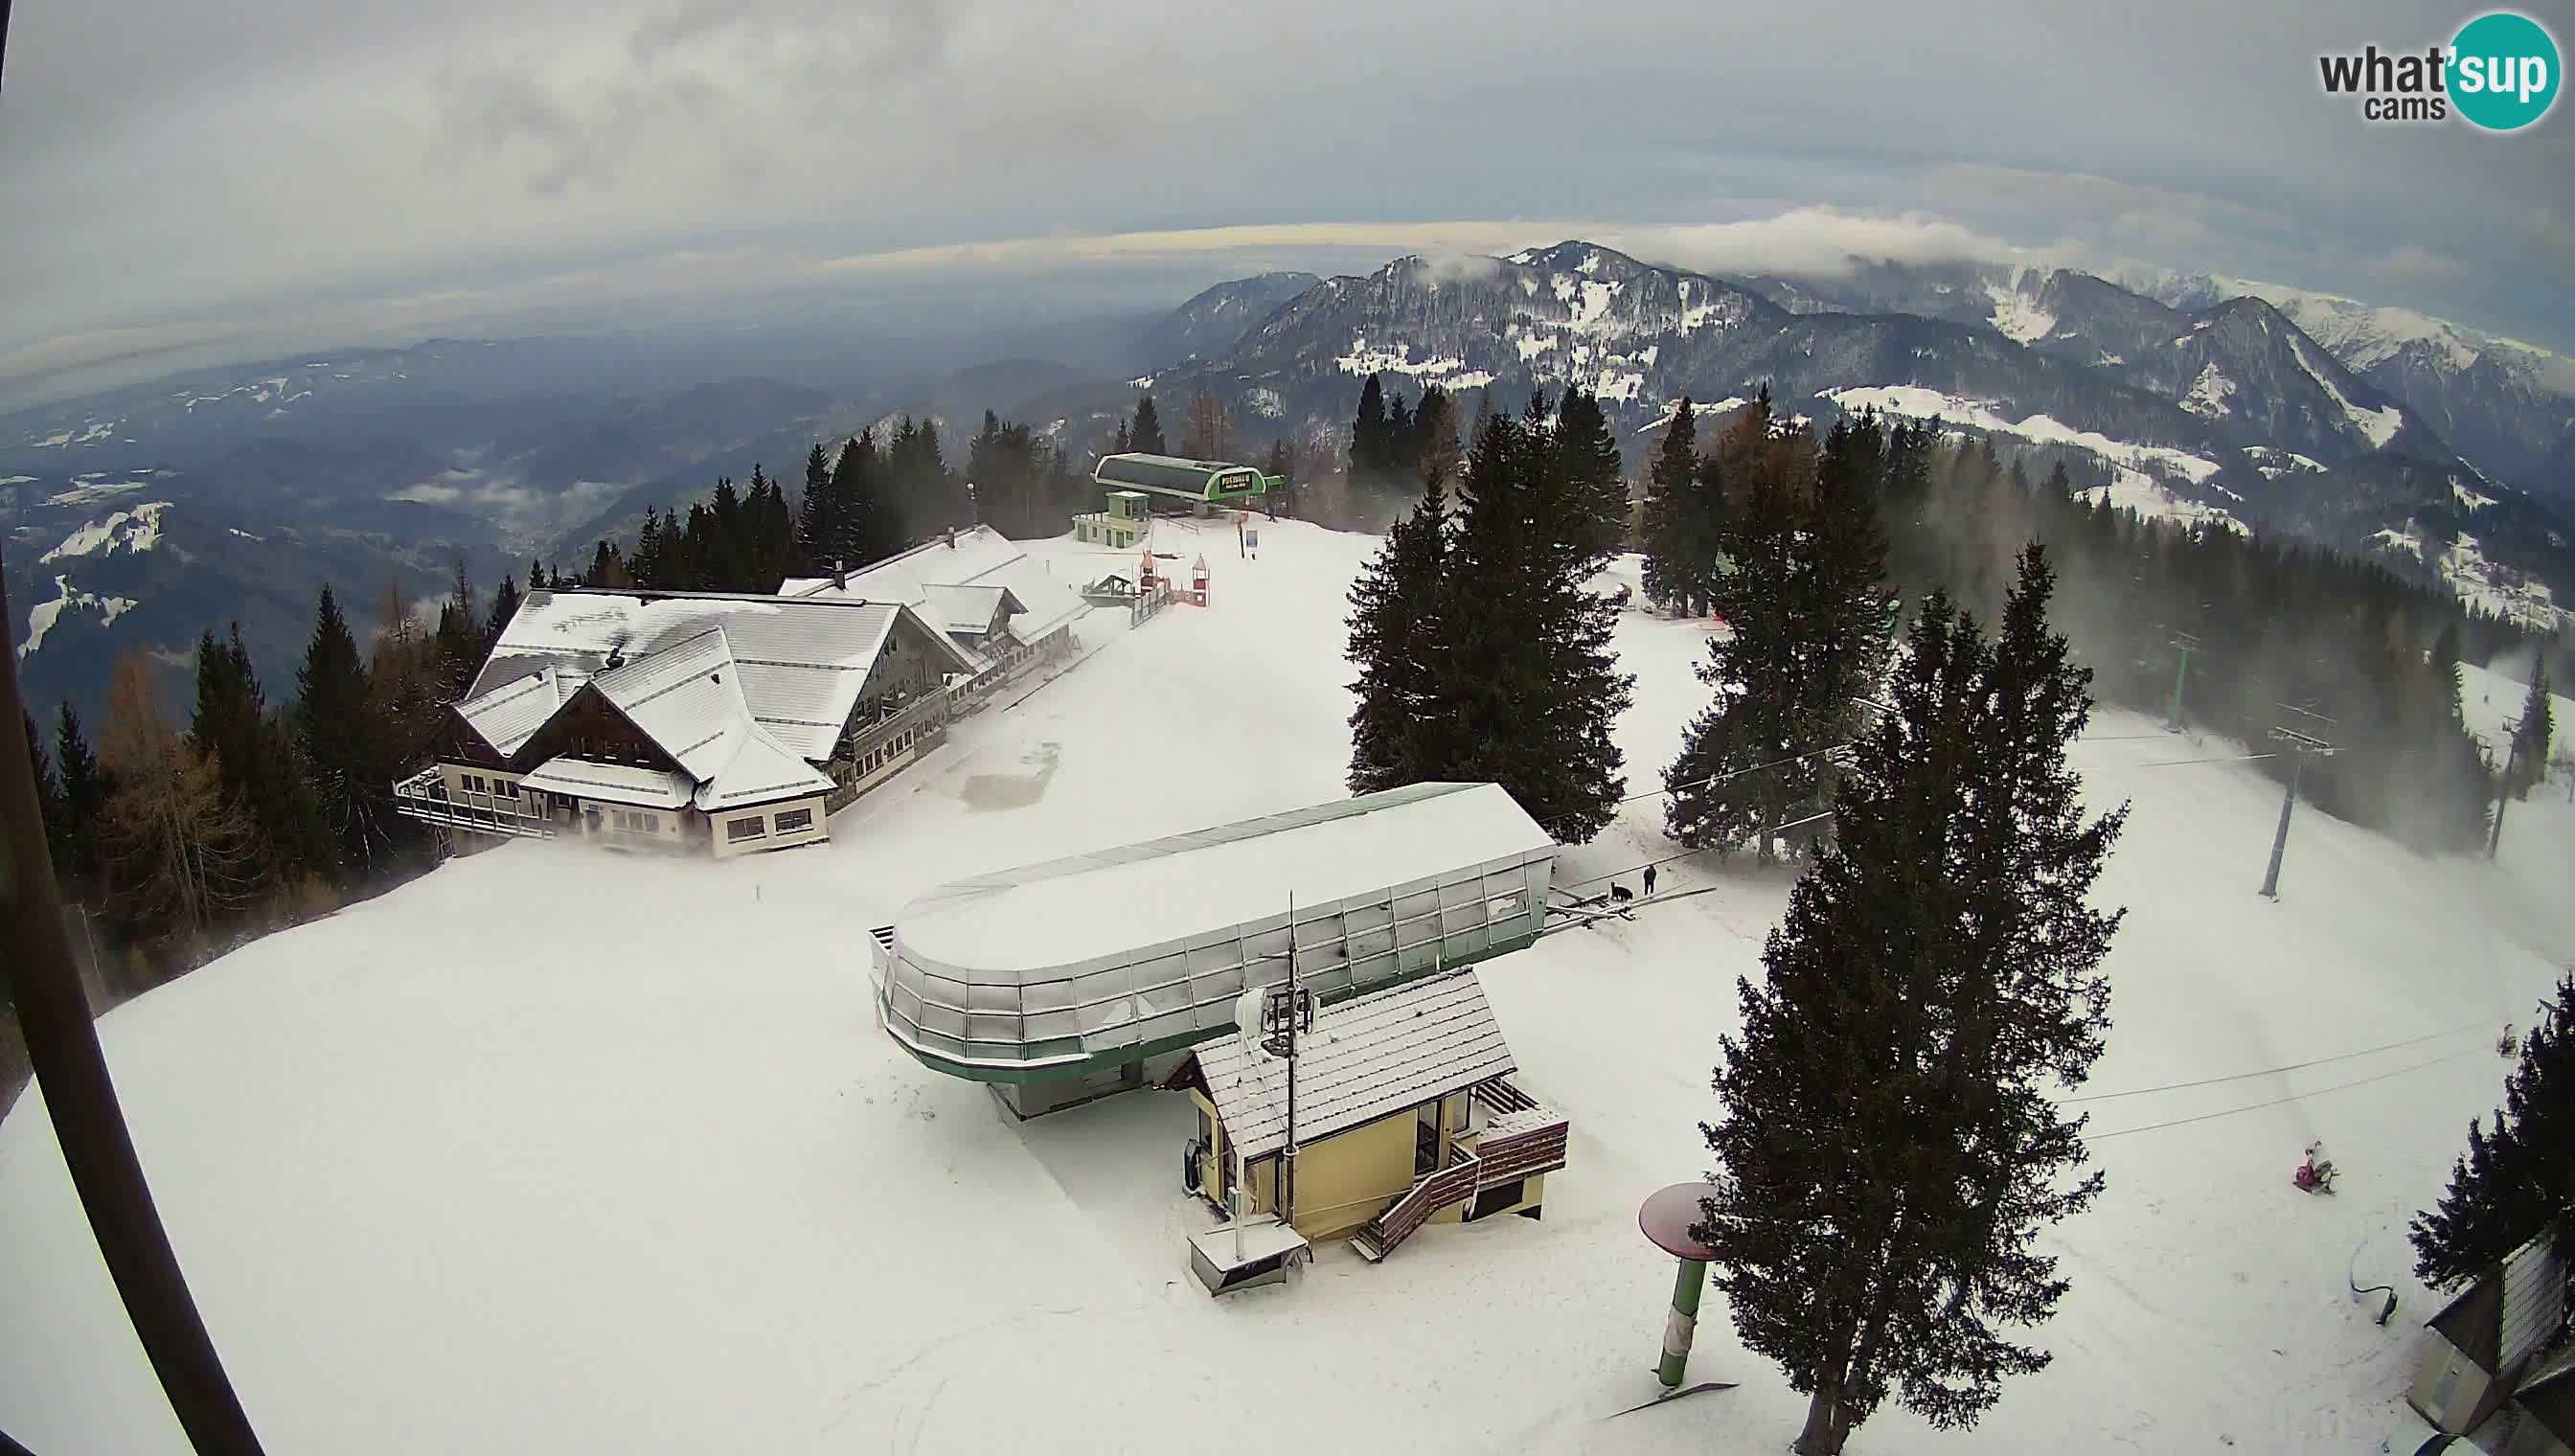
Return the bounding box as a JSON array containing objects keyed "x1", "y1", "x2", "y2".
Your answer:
[{"x1": 3, "y1": 0, "x2": 2569, "y2": 404}]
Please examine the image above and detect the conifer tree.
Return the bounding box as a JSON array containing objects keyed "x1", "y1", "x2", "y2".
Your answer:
[
  {"x1": 1129, "y1": 395, "x2": 1166, "y2": 457},
  {"x1": 1640, "y1": 398, "x2": 1703, "y2": 613},
  {"x1": 836, "y1": 429, "x2": 897, "y2": 565},
  {"x1": 1701, "y1": 557, "x2": 2125, "y2": 1455},
  {"x1": 432, "y1": 560, "x2": 482, "y2": 696},
  {"x1": 589, "y1": 539, "x2": 630, "y2": 588},
  {"x1": 297, "y1": 584, "x2": 395, "y2": 881},
  {"x1": 2508, "y1": 660, "x2": 2555, "y2": 800},
  {"x1": 1386, "y1": 392, "x2": 1417, "y2": 480},
  {"x1": 1350, "y1": 374, "x2": 1389, "y2": 483},
  {"x1": 2411, "y1": 972, "x2": 2574, "y2": 1287},
  {"x1": 798, "y1": 442, "x2": 832, "y2": 563},
  {"x1": 486, "y1": 570, "x2": 523, "y2": 653},
  {"x1": 1413, "y1": 385, "x2": 1463, "y2": 492},
  {"x1": 54, "y1": 700, "x2": 108, "y2": 889},
  {"x1": 1555, "y1": 386, "x2": 1628, "y2": 560},
  {"x1": 26, "y1": 706, "x2": 69, "y2": 876},
  {"x1": 1346, "y1": 475, "x2": 1450, "y2": 795},
  {"x1": 1433, "y1": 409, "x2": 1632, "y2": 840},
  {"x1": 1665, "y1": 408, "x2": 1811, "y2": 858}
]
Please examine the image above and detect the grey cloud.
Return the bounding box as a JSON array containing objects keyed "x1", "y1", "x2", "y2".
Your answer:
[{"x1": 3, "y1": 0, "x2": 2571, "y2": 386}]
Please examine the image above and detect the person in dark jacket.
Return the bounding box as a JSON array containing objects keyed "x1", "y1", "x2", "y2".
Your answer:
[{"x1": 1643, "y1": 864, "x2": 1657, "y2": 897}]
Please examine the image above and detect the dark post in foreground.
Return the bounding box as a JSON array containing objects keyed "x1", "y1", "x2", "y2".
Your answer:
[{"x1": 0, "y1": 576, "x2": 267, "y2": 1455}]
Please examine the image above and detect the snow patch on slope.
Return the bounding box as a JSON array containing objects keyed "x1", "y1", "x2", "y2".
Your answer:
[
  {"x1": 1985, "y1": 271, "x2": 2056, "y2": 344},
  {"x1": 16, "y1": 575, "x2": 139, "y2": 658},
  {"x1": 2180, "y1": 363, "x2": 2237, "y2": 420},
  {"x1": 1821, "y1": 386, "x2": 2223, "y2": 483},
  {"x1": 2452, "y1": 480, "x2": 2496, "y2": 512},
  {"x1": 39, "y1": 502, "x2": 171, "y2": 563},
  {"x1": 2290, "y1": 339, "x2": 2402, "y2": 447},
  {"x1": 1634, "y1": 397, "x2": 1748, "y2": 435},
  {"x1": 1334, "y1": 338, "x2": 1479, "y2": 382}
]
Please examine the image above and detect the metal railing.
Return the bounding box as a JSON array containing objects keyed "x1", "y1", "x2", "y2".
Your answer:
[{"x1": 389, "y1": 767, "x2": 557, "y2": 839}]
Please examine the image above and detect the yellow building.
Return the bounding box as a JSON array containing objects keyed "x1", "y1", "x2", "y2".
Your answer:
[{"x1": 1173, "y1": 969, "x2": 1569, "y2": 1263}]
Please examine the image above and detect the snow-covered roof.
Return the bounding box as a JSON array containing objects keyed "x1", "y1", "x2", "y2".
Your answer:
[
  {"x1": 519, "y1": 758, "x2": 694, "y2": 809},
  {"x1": 470, "y1": 589, "x2": 975, "y2": 761},
  {"x1": 454, "y1": 664, "x2": 574, "y2": 756},
  {"x1": 894, "y1": 782, "x2": 1555, "y2": 978},
  {"x1": 581, "y1": 627, "x2": 837, "y2": 812},
  {"x1": 781, "y1": 526, "x2": 1089, "y2": 648},
  {"x1": 1198, "y1": 970, "x2": 1516, "y2": 1163},
  {"x1": 692, "y1": 732, "x2": 833, "y2": 812},
  {"x1": 921, "y1": 583, "x2": 1016, "y2": 636},
  {"x1": 2499, "y1": 1229, "x2": 2568, "y2": 1376},
  {"x1": 1185, "y1": 1218, "x2": 1310, "y2": 1269},
  {"x1": 2430, "y1": 1224, "x2": 2568, "y2": 1376}
]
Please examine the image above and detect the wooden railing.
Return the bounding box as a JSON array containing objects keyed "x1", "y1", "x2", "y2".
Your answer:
[
  {"x1": 1469, "y1": 1117, "x2": 1570, "y2": 1187},
  {"x1": 1355, "y1": 1146, "x2": 1481, "y2": 1261},
  {"x1": 1353, "y1": 1081, "x2": 1572, "y2": 1263}
]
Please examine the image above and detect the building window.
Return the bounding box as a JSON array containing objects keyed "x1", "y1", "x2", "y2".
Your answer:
[
  {"x1": 774, "y1": 808, "x2": 814, "y2": 833},
  {"x1": 610, "y1": 809, "x2": 660, "y2": 833},
  {"x1": 493, "y1": 780, "x2": 518, "y2": 799},
  {"x1": 726, "y1": 816, "x2": 766, "y2": 842}
]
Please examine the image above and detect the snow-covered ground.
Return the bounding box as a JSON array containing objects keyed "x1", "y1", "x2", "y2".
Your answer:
[{"x1": 5, "y1": 516, "x2": 2572, "y2": 1455}]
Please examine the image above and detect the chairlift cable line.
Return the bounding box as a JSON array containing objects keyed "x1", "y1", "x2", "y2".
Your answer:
[
  {"x1": 2089, "y1": 1045, "x2": 2489, "y2": 1142},
  {"x1": 2062, "y1": 1020, "x2": 2495, "y2": 1104}
]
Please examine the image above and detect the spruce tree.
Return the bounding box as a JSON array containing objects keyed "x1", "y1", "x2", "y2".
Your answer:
[
  {"x1": 836, "y1": 429, "x2": 897, "y2": 565},
  {"x1": 432, "y1": 559, "x2": 482, "y2": 695},
  {"x1": 25, "y1": 706, "x2": 69, "y2": 876},
  {"x1": 485, "y1": 572, "x2": 523, "y2": 655},
  {"x1": 1640, "y1": 398, "x2": 1703, "y2": 613},
  {"x1": 54, "y1": 701, "x2": 109, "y2": 888},
  {"x1": 1701, "y1": 557, "x2": 2125, "y2": 1455},
  {"x1": 1434, "y1": 409, "x2": 1632, "y2": 841},
  {"x1": 1350, "y1": 374, "x2": 1389, "y2": 483},
  {"x1": 1130, "y1": 395, "x2": 1166, "y2": 457},
  {"x1": 2508, "y1": 660, "x2": 2555, "y2": 800},
  {"x1": 1346, "y1": 475, "x2": 1450, "y2": 795},
  {"x1": 1413, "y1": 385, "x2": 1463, "y2": 491},
  {"x1": 797, "y1": 442, "x2": 832, "y2": 566},
  {"x1": 2411, "y1": 972, "x2": 2573, "y2": 1287},
  {"x1": 1790, "y1": 417, "x2": 1898, "y2": 846},
  {"x1": 297, "y1": 584, "x2": 393, "y2": 881},
  {"x1": 1665, "y1": 412, "x2": 1811, "y2": 859},
  {"x1": 1555, "y1": 386, "x2": 1628, "y2": 561}
]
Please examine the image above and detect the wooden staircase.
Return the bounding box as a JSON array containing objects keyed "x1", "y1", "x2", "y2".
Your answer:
[
  {"x1": 1353, "y1": 1147, "x2": 1483, "y2": 1262},
  {"x1": 1350, "y1": 1081, "x2": 1574, "y2": 1263}
]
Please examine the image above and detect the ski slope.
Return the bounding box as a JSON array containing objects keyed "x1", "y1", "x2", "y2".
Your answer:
[{"x1": 4, "y1": 517, "x2": 2572, "y2": 1455}]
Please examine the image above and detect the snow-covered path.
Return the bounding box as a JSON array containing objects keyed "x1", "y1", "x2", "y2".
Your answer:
[{"x1": 4, "y1": 518, "x2": 2569, "y2": 1454}]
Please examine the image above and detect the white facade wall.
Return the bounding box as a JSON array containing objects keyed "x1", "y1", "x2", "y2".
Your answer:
[{"x1": 711, "y1": 795, "x2": 832, "y2": 859}]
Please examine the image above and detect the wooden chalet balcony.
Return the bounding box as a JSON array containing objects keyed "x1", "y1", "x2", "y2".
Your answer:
[
  {"x1": 844, "y1": 686, "x2": 953, "y2": 761},
  {"x1": 1353, "y1": 1078, "x2": 1569, "y2": 1263},
  {"x1": 1461, "y1": 1079, "x2": 1572, "y2": 1185},
  {"x1": 391, "y1": 766, "x2": 556, "y2": 839}
]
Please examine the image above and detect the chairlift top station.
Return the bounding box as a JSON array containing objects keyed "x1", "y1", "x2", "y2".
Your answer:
[
  {"x1": 1090, "y1": 451, "x2": 1280, "y2": 507},
  {"x1": 868, "y1": 782, "x2": 1558, "y2": 1116}
]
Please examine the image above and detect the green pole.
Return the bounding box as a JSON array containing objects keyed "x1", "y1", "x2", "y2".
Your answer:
[
  {"x1": 1657, "y1": 1257, "x2": 1708, "y2": 1387},
  {"x1": 2169, "y1": 649, "x2": 2190, "y2": 729}
]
